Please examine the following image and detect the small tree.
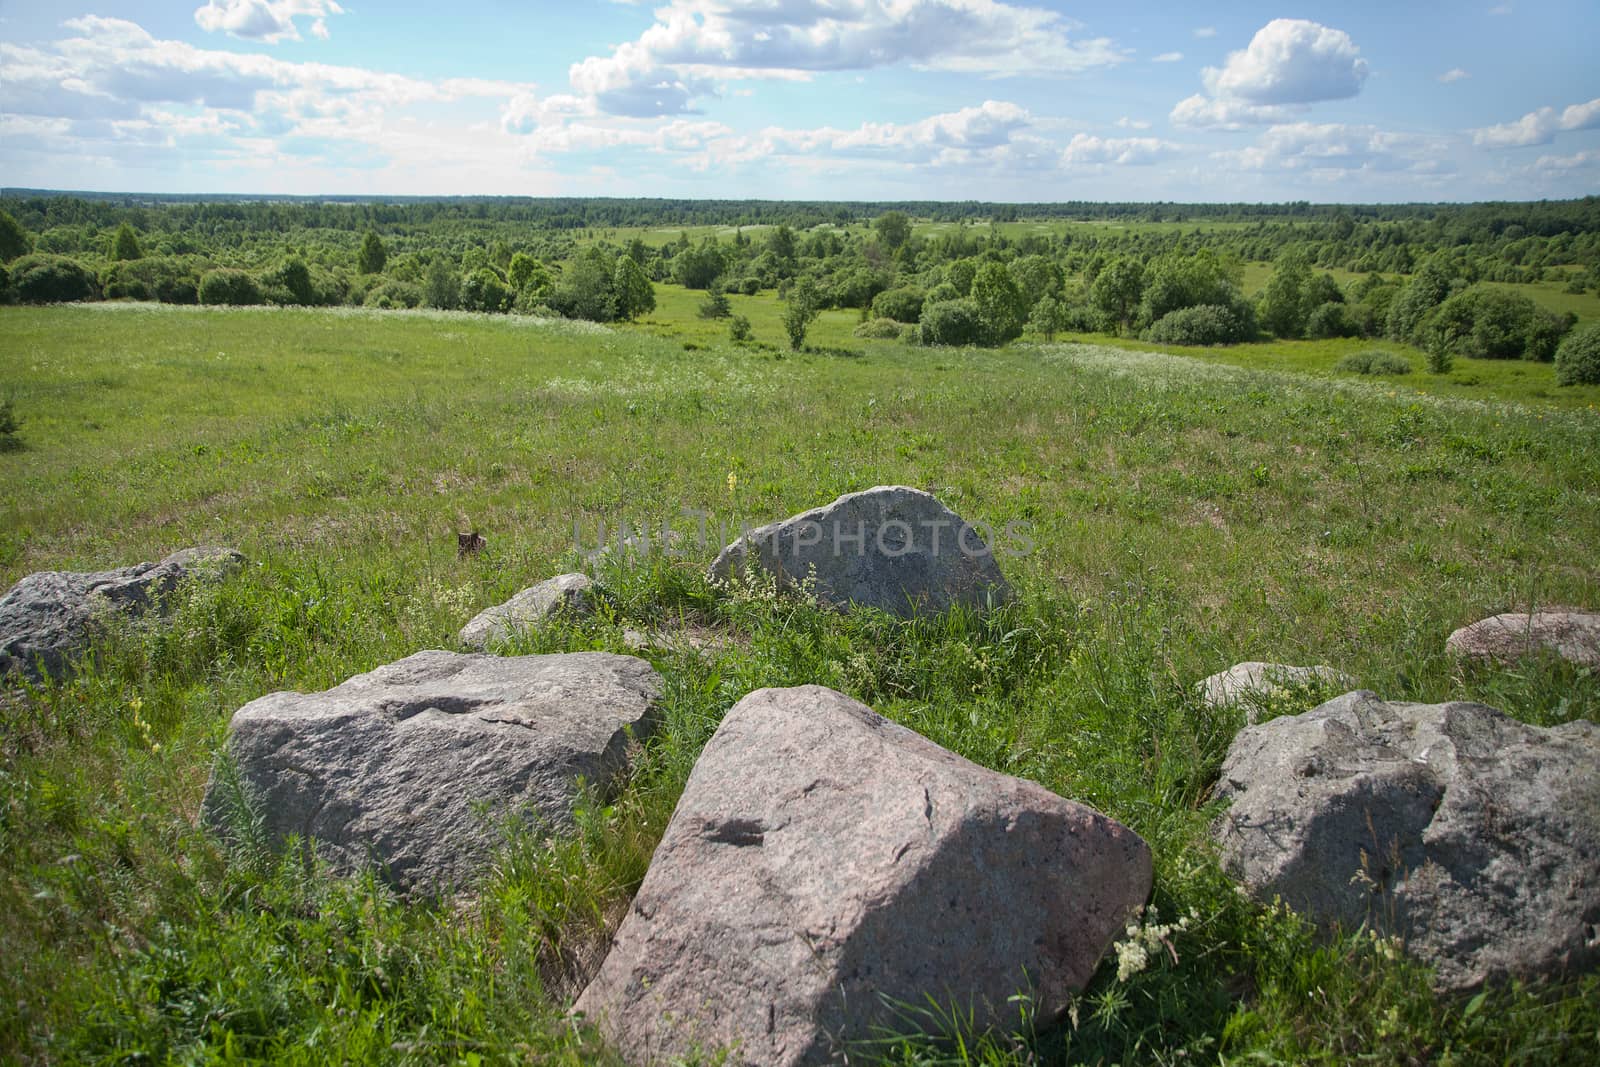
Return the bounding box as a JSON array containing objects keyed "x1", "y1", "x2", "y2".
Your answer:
[
  {"x1": 874, "y1": 211, "x2": 912, "y2": 252},
  {"x1": 971, "y1": 262, "x2": 1027, "y2": 346},
  {"x1": 0, "y1": 393, "x2": 20, "y2": 451},
  {"x1": 1091, "y1": 257, "x2": 1143, "y2": 334},
  {"x1": 1258, "y1": 250, "x2": 1311, "y2": 338},
  {"x1": 111, "y1": 223, "x2": 144, "y2": 261},
  {"x1": 729, "y1": 314, "x2": 753, "y2": 342},
  {"x1": 697, "y1": 284, "x2": 732, "y2": 319},
  {"x1": 1029, "y1": 294, "x2": 1065, "y2": 342},
  {"x1": 508, "y1": 252, "x2": 551, "y2": 296},
  {"x1": 0, "y1": 210, "x2": 31, "y2": 263},
  {"x1": 358, "y1": 231, "x2": 387, "y2": 275},
  {"x1": 613, "y1": 255, "x2": 656, "y2": 321},
  {"x1": 424, "y1": 257, "x2": 460, "y2": 310},
  {"x1": 782, "y1": 278, "x2": 822, "y2": 351},
  {"x1": 460, "y1": 268, "x2": 511, "y2": 313}
]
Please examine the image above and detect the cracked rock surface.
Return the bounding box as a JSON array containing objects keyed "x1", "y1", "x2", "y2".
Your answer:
[
  {"x1": 575, "y1": 685, "x2": 1151, "y2": 1066},
  {"x1": 1214, "y1": 690, "x2": 1600, "y2": 991},
  {"x1": 203, "y1": 650, "x2": 661, "y2": 893}
]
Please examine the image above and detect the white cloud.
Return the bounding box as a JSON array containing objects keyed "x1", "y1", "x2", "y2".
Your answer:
[
  {"x1": 1062, "y1": 133, "x2": 1179, "y2": 165},
  {"x1": 569, "y1": 0, "x2": 1126, "y2": 117},
  {"x1": 1171, "y1": 19, "x2": 1367, "y2": 128},
  {"x1": 1229, "y1": 122, "x2": 1450, "y2": 175},
  {"x1": 1115, "y1": 116, "x2": 1151, "y2": 130},
  {"x1": 1152, "y1": 52, "x2": 1183, "y2": 63},
  {"x1": 193, "y1": 0, "x2": 343, "y2": 44},
  {"x1": 1169, "y1": 94, "x2": 1295, "y2": 129},
  {"x1": 1438, "y1": 68, "x2": 1470, "y2": 83},
  {"x1": 1531, "y1": 149, "x2": 1598, "y2": 173},
  {"x1": 1193, "y1": 27, "x2": 1217, "y2": 39},
  {"x1": 1489, "y1": 5, "x2": 1512, "y2": 15},
  {"x1": 1473, "y1": 97, "x2": 1600, "y2": 147}
]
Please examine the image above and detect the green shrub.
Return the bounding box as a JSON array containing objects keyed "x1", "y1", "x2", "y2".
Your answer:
[
  {"x1": 925, "y1": 281, "x2": 960, "y2": 304},
  {"x1": 198, "y1": 268, "x2": 264, "y2": 306},
  {"x1": 1554, "y1": 322, "x2": 1600, "y2": 386},
  {"x1": 1140, "y1": 304, "x2": 1248, "y2": 346},
  {"x1": 729, "y1": 314, "x2": 753, "y2": 342},
  {"x1": 0, "y1": 392, "x2": 19, "y2": 451},
  {"x1": 1306, "y1": 301, "x2": 1358, "y2": 340},
  {"x1": 917, "y1": 298, "x2": 982, "y2": 346},
  {"x1": 1524, "y1": 309, "x2": 1576, "y2": 363},
  {"x1": 460, "y1": 268, "x2": 512, "y2": 313},
  {"x1": 697, "y1": 286, "x2": 732, "y2": 319},
  {"x1": 362, "y1": 280, "x2": 423, "y2": 309},
  {"x1": 870, "y1": 286, "x2": 925, "y2": 324},
  {"x1": 1334, "y1": 350, "x2": 1413, "y2": 375},
  {"x1": 8, "y1": 253, "x2": 99, "y2": 303},
  {"x1": 100, "y1": 256, "x2": 204, "y2": 303},
  {"x1": 853, "y1": 318, "x2": 903, "y2": 340}
]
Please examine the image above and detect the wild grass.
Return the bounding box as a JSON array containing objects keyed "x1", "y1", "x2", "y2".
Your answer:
[{"x1": 1, "y1": 303, "x2": 1598, "y2": 1063}]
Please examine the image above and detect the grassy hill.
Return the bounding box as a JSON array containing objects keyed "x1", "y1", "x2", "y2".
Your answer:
[{"x1": 2, "y1": 303, "x2": 1597, "y2": 1063}]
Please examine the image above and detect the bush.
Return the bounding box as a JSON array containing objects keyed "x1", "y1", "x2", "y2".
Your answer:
[
  {"x1": 362, "y1": 280, "x2": 423, "y2": 309},
  {"x1": 260, "y1": 257, "x2": 342, "y2": 306},
  {"x1": 1334, "y1": 350, "x2": 1413, "y2": 375},
  {"x1": 1555, "y1": 322, "x2": 1600, "y2": 386},
  {"x1": 101, "y1": 256, "x2": 203, "y2": 303},
  {"x1": 1524, "y1": 309, "x2": 1575, "y2": 363},
  {"x1": 0, "y1": 393, "x2": 19, "y2": 451},
  {"x1": 460, "y1": 268, "x2": 512, "y2": 313},
  {"x1": 1140, "y1": 304, "x2": 1248, "y2": 346},
  {"x1": 8, "y1": 254, "x2": 98, "y2": 303},
  {"x1": 698, "y1": 287, "x2": 732, "y2": 319},
  {"x1": 918, "y1": 298, "x2": 982, "y2": 346},
  {"x1": 729, "y1": 314, "x2": 753, "y2": 342},
  {"x1": 925, "y1": 282, "x2": 960, "y2": 304},
  {"x1": 1306, "y1": 301, "x2": 1358, "y2": 339},
  {"x1": 198, "y1": 268, "x2": 264, "y2": 306},
  {"x1": 853, "y1": 318, "x2": 903, "y2": 340},
  {"x1": 870, "y1": 286, "x2": 925, "y2": 324}
]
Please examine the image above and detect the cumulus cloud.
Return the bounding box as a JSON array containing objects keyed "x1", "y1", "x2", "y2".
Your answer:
[
  {"x1": 569, "y1": 0, "x2": 1126, "y2": 117},
  {"x1": 1531, "y1": 149, "x2": 1598, "y2": 173},
  {"x1": 1230, "y1": 122, "x2": 1450, "y2": 175},
  {"x1": 193, "y1": 0, "x2": 343, "y2": 43},
  {"x1": 1152, "y1": 52, "x2": 1183, "y2": 63},
  {"x1": 1473, "y1": 97, "x2": 1600, "y2": 147},
  {"x1": 1062, "y1": 133, "x2": 1179, "y2": 165},
  {"x1": 1439, "y1": 68, "x2": 1470, "y2": 83},
  {"x1": 1172, "y1": 19, "x2": 1367, "y2": 128}
]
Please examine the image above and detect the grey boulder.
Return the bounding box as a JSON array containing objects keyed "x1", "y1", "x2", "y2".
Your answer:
[
  {"x1": 203, "y1": 650, "x2": 661, "y2": 893},
  {"x1": 0, "y1": 546, "x2": 245, "y2": 680},
  {"x1": 1214, "y1": 690, "x2": 1600, "y2": 991},
  {"x1": 1446, "y1": 611, "x2": 1600, "y2": 669},
  {"x1": 575, "y1": 685, "x2": 1151, "y2": 1066},
  {"x1": 709, "y1": 486, "x2": 1011, "y2": 618},
  {"x1": 1197, "y1": 662, "x2": 1356, "y2": 721},
  {"x1": 458, "y1": 573, "x2": 594, "y2": 650}
]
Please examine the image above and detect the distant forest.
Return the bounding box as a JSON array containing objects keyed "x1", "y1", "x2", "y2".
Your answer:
[{"x1": 2, "y1": 191, "x2": 1597, "y2": 363}]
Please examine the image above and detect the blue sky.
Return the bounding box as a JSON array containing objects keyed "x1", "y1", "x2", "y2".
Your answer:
[{"x1": 2, "y1": 1, "x2": 1597, "y2": 201}]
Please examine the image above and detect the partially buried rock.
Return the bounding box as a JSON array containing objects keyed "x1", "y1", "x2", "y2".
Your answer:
[
  {"x1": 458, "y1": 573, "x2": 594, "y2": 650},
  {"x1": 1197, "y1": 661, "x2": 1356, "y2": 721},
  {"x1": 1214, "y1": 690, "x2": 1600, "y2": 992},
  {"x1": 0, "y1": 546, "x2": 245, "y2": 681},
  {"x1": 1446, "y1": 611, "x2": 1600, "y2": 669},
  {"x1": 575, "y1": 685, "x2": 1151, "y2": 1066},
  {"x1": 709, "y1": 486, "x2": 1011, "y2": 618},
  {"x1": 203, "y1": 650, "x2": 661, "y2": 894}
]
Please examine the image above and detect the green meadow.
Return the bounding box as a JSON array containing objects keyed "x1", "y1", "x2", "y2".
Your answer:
[{"x1": 2, "y1": 302, "x2": 1598, "y2": 1064}]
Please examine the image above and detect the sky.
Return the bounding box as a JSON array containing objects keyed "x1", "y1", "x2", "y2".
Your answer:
[{"x1": 1, "y1": 1, "x2": 1597, "y2": 202}]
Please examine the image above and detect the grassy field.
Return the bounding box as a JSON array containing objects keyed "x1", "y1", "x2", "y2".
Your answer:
[{"x1": 2, "y1": 303, "x2": 1598, "y2": 1064}]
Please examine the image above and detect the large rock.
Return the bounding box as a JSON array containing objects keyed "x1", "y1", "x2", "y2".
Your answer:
[
  {"x1": 1446, "y1": 611, "x2": 1600, "y2": 669},
  {"x1": 1214, "y1": 690, "x2": 1600, "y2": 991},
  {"x1": 709, "y1": 486, "x2": 1012, "y2": 618},
  {"x1": 203, "y1": 650, "x2": 661, "y2": 893},
  {"x1": 458, "y1": 573, "x2": 594, "y2": 650},
  {"x1": 575, "y1": 685, "x2": 1151, "y2": 1065},
  {"x1": 0, "y1": 547, "x2": 245, "y2": 680},
  {"x1": 1197, "y1": 662, "x2": 1356, "y2": 721}
]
